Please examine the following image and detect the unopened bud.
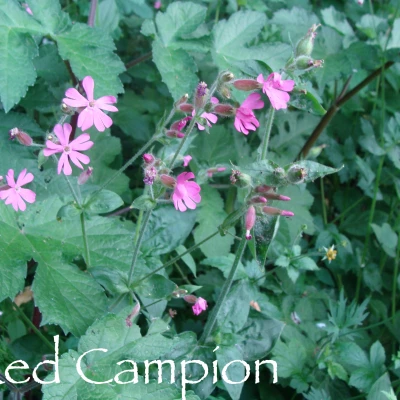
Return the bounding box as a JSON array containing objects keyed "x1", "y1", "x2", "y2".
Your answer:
[
  {"x1": 235, "y1": 172, "x2": 252, "y2": 188},
  {"x1": 287, "y1": 165, "x2": 307, "y2": 184},
  {"x1": 172, "y1": 289, "x2": 188, "y2": 298},
  {"x1": 77, "y1": 167, "x2": 93, "y2": 185},
  {"x1": 179, "y1": 103, "x2": 194, "y2": 113},
  {"x1": 160, "y1": 174, "x2": 176, "y2": 188},
  {"x1": 213, "y1": 104, "x2": 235, "y2": 117},
  {"x1": 263, "y1": 192, "x2": 291, "y2": 201},
  {"x1": 183, "y1": 295, "x2": 197, "y2": 304},
  {"x1": 220, "y1": 71, "x2": 234, "y2": 83},
  {"x1": 175, "y1": 94, "x2": 189, "y2": 107},
  {"x1": 207, "y1": 167, "x2": 226, "y2": 178},
  {"x1": 295, "y1": 55, "x2": 314, "y2": 70},
  {"x1": 143, "y1": 166, "x2": 157, "y2": 185},
  {"x1": 295, "y1": 24, "x2": 320, "y2": 57},
  {"x1": 232, "y1": 79, "x2": 262, "y2": 91},
  {"x1": 195, "y1": 81, "x2": 208, "y2": 109},
  {"x1": 125, "y1": 303, "x2": 141, "y2": 327},
  {"x1": 143, "y1": 153, "x2": 155, "y2": 164},
  {"x1": 9, "y1": 128, "x2": 33, "y2": 146},
  {"x1": 262, "y1": 206, "x2": 294, "y2": 217},
  {"x1": 166, "y1": 130, "x2": 185, "y2": 139},
  {"x1": 250, "y1": 196, "x2": 267, "y2": 204},
  {"x1": 255, "y1": 185, "x2": 274, "y2": 193},
  {"x1": 245, "y1": 205, "x2": 256, "y2": 240},
  {"x1": 61, "y1": 102, "x2": 75, "y2": 115},
  {"x1": 274, "y1": 167, "x2": 286, "y2": 180},
  {"x1": 170, "y1": 116, "x2": 191, "y2": 131},
  {"x1": 219, "y1": 85, "x2": 231, "y2": 99}
]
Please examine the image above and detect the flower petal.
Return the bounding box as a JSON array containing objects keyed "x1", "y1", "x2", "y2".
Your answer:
[
  {"x1": 53, "y1": 124, "x2": 67, "y2": 146},
  {"x1": 16, "y1": 169, "x2": 34, "y2": 187},
  {"x1": 82, "y1": 76, "x2": 95, "y2": 102},
  {"x1": 63, "y1": 88, "x2": 88, "y2": 107},
  {"x1": 93, "y1": 108, "x2": 113, "y2": 131},
  {"x1": 19, "y1": 188, "x2": 36, "y2": 204},
  {"x1": 5, "y1": 169, "x2": 16, "y2": 187},
  {"x1": 78, "y1": 108, "x2": 95, "y2": 131}
]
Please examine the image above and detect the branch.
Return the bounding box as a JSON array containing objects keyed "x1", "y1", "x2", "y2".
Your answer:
[{"x1": 296, "y1": 61, "x2": 394, "y2": 160}]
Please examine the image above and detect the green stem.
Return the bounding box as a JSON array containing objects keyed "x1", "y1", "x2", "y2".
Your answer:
[
  {"x1": 80, "y1": 213, "x2": 91, "y2": 268},
  {"x1": 320, "y1": 177, "x2": 328, "y2": 226},
  {"x1": 174, "y1": 260, "x2": 191, "y2": 285},
  {"x1": 134, "y1": 210, "x2": 144, "y2": 248},
  {"x1": 133, "y1": 230, "x2": 219, "y2": 286},
  {"x1": 199, "y1": 232, "x2": 247, "y2": 345},
  {"x1": 392, "y1": 211, "x2": 400, "y2": 321},
  {"x1": 59, "y1": 164, "x2": 81, "y2": 205},
  {"x1": 108, "y1": 293, "x2": 127, "y2": 312},
  {"x1": 331, "y1": 196, "x2": 364, "y2": 224},
  {"x1": 13, "y1": 303, "x2": 55, "y2": 353},
  {"x1": 258, "y1": 107, "x2": 275, "y2": 161},
  {"x1": 127, "y1": 210, "x2": 152, "y2": 286}
]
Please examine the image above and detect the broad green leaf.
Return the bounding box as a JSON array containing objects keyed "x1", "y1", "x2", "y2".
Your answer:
[
  {"x1": 202, "y1": 254, "x2": 247, "y2": 281},
  {"x1": 283, "y1": 160, "x2": 343, "y2": 184},
  {"x1": 116, "y1": 0, "x2": 153, "y2": 19},
  {"x1": 84, "y1": 190, "x2": 124, "y2": 215},
  {"x1": 289, "y1": 90, "x2": 326, "y2": 116},
  {"x1": 156, "y1": 1, "x2": 206, "y2": 46},
  {"x1": 97, "y1": 0, "x2": 120, "y2": 36},
  {"x1": 176, "y1": 244, "x2": 197, "y2": 276},
  {"x1": 134, "y1": 274, "x2": 176, "y2": 299},
  {"x1": 193, "y1": 186, "x2": 234, "y2": 258},
  {"x1": 321, "y1": 6, "x2": 356, "y2": 47},
  {"x1": 56, "y1": 23, "x2": 125, "y2": 97},
  {"x1": 371, "y1": 223, "x2": 398, "y2": 258},
  {"x1": 142, "y1": 206, "x2": 197, "y2": 256},
  {"x1": 273, "y1": 339, "x2": 307, "y2": 378},
  {"x1": 217, "y1": 345, "x2": 245, "y2": 400},
  {"x1": 152, "y1": 38, "x2": 198, "y2": 101},
  {"x1": 387, "y1": 18, "x2": 400, "y2": 49}
]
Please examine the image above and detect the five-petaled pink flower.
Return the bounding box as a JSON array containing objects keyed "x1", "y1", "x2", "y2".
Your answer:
[
  {"x1": 192, "y1": 297, "x2": 208, "y2": 316},
  {"x1": 43, "y1": 123, "x2": 94, "y2": 175},
  {"x1": 257, "y1": 73, "x2": 295, "y2": 110},
  {"x1": 172, "y1": 172, "x2": 201, "y2": 212},
  {"x1": 234, "y1": 93, "x2": 264, "y2": 135},
  {"x1": 0, "y1": 169, "x2": 36, "y2": 212},
  {"x1": 194, "y1": 97, "x2": 219, "y2": 131},
  {"x1": 63, "y1": 76, "x2": 118, "y2": 132}
]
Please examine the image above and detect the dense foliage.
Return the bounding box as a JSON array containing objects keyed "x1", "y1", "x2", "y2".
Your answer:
[{"x1": 0, "y1": 0, "x2": 399, "y2": 399}]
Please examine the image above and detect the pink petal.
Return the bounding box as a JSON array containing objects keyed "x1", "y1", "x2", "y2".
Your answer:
[
  {"x1": 16, "y1": 169, "x2": 34, "y2": 187},
  {"x1": 94, "y1": 108, "x2": 113, "y2": 131},
  {"x1": 0, "y1": 188, "x2": 13, "y2": 200},
  {"x1": 189, "y1": 192, "x2": 201, "y2": 203},
  {"x1": 69, "y1": 151, "x2": 90, "y2": 168},
  {"x1": 62, "y1": 123, "x2": 72, "y2": 144},
  {"x1": 53, "y1": 124, "x2": 67, "y2": 146},
  {"x1": 183, "y1": 155, "x2": 192, "y2": 167},
  {"x1": 70, "y1": 134, "x2": 94, "y2": 151},
  {"x1": 177, "y1": 199, "x2": 187, "y2": 212},
  {"x1": 45, "y1": 140, "x2": 63, "y2": 151},
  {"x1": 78, "y1": 108, "x2": 95, "y2": 131},
  {"x1": 202, "y1": 112, "x2": 218, "y2": 124},
  {"x1": 58, "y1": 153, "x2": 72, "y2": 175},
  {"x1": 96, "y1": 103, "x2": 118, "y2": 112},
  {"x1": 241, "y1": 93, "x2": 264, "y2": 110},
  {"x1": 266, "y1": 88, "x2": 290, "y2": 110},
  {"x1": 63, "y1": 88, "x2": 88, "y2": 107},
  {"x1": 16, "y1": 195, "x2": 26, "y2": 211},
  {"x1": 183, "y1": 196, "x2": 197, "y2": 210},
  {"x1": 196, "y1": 122, "x2": 205, "y2": 131},
  {"x1": 278, "y1": 79, "x2": 295, "y2": 92},
  {"x1": 256, "y1": 74, "x2": 265, "y2": 85},
  {"x1": 82, "y1": 76, "x2": 95, "y2": 102},
  {"x1": 5, "y1": 169, "x2": 16, "y2": 187},
  {"x1": 43, "y1": 148, "x2": 61, "y2": 157},
  {"x1": 19, "y1": 188, "x2": 36, "y2": 204},
  {"x1": 210, "y1": 97, "x2": 219, "y2": 104}
]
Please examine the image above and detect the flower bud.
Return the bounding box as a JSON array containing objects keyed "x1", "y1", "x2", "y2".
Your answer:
[
  {"x1": 262, "y1": 206, "x2": 294, "y2": 217},
  {"x1": 220, "y1": 71, "x2": 234, "y2": 83},
  {"x1": 230, "y1": 170, "x2": 252, "y2": 188},
  {"x1": 295, "y1": 24, "x2": 320, "y2": 57},
  {"x1": 213, "y1": 104, "x2": 235, "y2": 117},
  {"x1": 232, "y1": 79, "x2": 262, "y2": 91},
  {"x1": 287, "y1": 165, "x2": 307, "y2": 184},
  {"x1": 9, "y1": 128, "x2": 33, "y2": 146},
  {"x1": 207, "y1": 167, "x2": 226, "y2": 178},
  {"x1": 183, "y1": 295, "x2": 197, "y2": 304},
  {"x1": 274, "y1": 167, "x2": 286, "y2": 180},
  {"x1": 172, "y1": 289, "x2": 188, "y2": 298},
  {"x1": 160, "y1": 174, "x2": 176, "y2": 188},
  {"x1": 250, "y1": 196, "x2": 267, "y2": 204},
  {"x1": 175, "y1": 94, "x2": 189, "y2": 107},
  {"x1": 125, "y1": 303, "x2": 141, "y2": 327},
  {"x1": 143, "y1": 166, "x2": 157, "y2": 185},
  {"x1": 255, "y1": 185, "x2": 274, "y2": 193},
  {"x1": 170, "y1": 116, "x2": 191, "y2": 131},
  {"x1": 61, "y1": 102, "x2": 75, "y2": 115},
  {"x1": 179, "y1": 103, "x2": 194, "y2": 113},
  {"x1": 219, "y1": 85, "x2": 231, "y2": 99},
  {"x1": 263, "y1": 192, "x2": 291, "y2": 201},
  {"x1": 143, "y1": 153, "x2": 155, "y2": 164},
  {"x1": 166, "y1": 130, "x2": 185, "y2": 139},
  {"x1": 78, "y1": 167, "x2": 93, "y2": 185},
  {"x1": 245, "y1": 205, "x2": 256, "y2": 240},
  {"x1": 195, "y1": 81, "x2": 208, "y2": 109}
]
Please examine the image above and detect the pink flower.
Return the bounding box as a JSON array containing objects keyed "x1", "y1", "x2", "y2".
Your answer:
[
  {"x1": 257, "y1": 73, "x2": 295, "y2": 110},
  {"x1": 0, "y1": 169, "x2": 36, "y2": 212},
  {"x1": 63, "y1": 76, "x2": 118, "y2": 132},
  {"x1": 194, "y1": 97, "x2": 219, "y2": 131},
  {"x1": 192, "y1": 297, "x2": 208, "y2": 316},
  {"x1": 172, "y1": 172, "x2": 201, "y2": 212},
  {"x1": 43, "y1": 124, "x2": 94, "y2": 175},
  {"x1": 234, "y1": 93, "x2": 264, "y2": 135},
  {"x1": 154, "y1": 0, "x2": 161, "y2": 8},
  {"x1": 183, "y1": 155, "x2": 192, "y2": 167},
  {"x1": 22, "y1": 3, "x2": 33, "y2": 15}
]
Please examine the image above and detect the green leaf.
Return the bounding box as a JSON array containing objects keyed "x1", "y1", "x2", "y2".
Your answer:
[
  {"x1": 289, "y1": 90, "x2": 327, "y2": 116},
  {"x1": 131, "y1": 195, "x2": 157, "y2": 211},
  {"x1": 387, "y1": 18, "x2": 400, "y2": 49},
  {"x1": 116, "y1": 0, "x2": 153, "y2": 19},
  {"x1": 284, "y1": 160, "x2": 343, "y2": 183},
  {"x1": 134, "y1": 274, "x2": 176, "y2": 299},
  {"x1": 156, "y1": 1, "x2": 207, "y2": 47},
  {"x1": 152, "y1": 38, "x2": 198, "y2": 101},
  {"x1": 56, "y1": 23, "x2": 125, "y2": 97},
  {"x1": 84, "y1": 190, "x2": 124, "y2": 215},
  {"x1": 176, "y1": 244, "x2": 197, "y2": 276},
  {"x1": 371, "y1": 223, "x2": 398, "y2": 258},
  {"x1": 202, "y1": 254, "x2": 247, "y2": 280},
  {"x1": 97, "y1": 0, "x2": 121, "y2": 36},
  {"x1": 193, "y1": 186, "x2": 234, "y2": 258},
  {"x1": 321, "y1": 6, "x2": 355, "y2": 47}
]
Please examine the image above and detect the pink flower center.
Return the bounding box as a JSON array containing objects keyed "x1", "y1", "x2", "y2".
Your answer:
[
  {"x1": 89, "y1": 100, "x2": 96, "y2": 107},
  {"x1": 15, "y1": 185, "x2": 20, "y2": 192},
  {"x1": 64, "y1": 146, "x2": 71, "y2": 153}
]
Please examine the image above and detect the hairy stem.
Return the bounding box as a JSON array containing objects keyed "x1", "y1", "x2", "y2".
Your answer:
[
  {"x1": 87, "y1": 0, "x2": 98, "y2": 27},
  {"x1": 125, "y1": 52, "x2": 152, "y2": 69},
  {"x1": 258, "y1": 107, "x2": 275, "y2": 161},
  {"x1": 80, "y1": 212, "x2": 91, "y2": 268},
  {"x1": 199, "y1": 232, "x2": 247, "y2": 345}
]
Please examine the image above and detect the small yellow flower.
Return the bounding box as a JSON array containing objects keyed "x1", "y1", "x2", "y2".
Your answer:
[{"x1": 323, "y1": 245, "x2": 337, "y2": 263}]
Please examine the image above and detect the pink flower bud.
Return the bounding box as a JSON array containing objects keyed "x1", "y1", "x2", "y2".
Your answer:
[
  {"x1": 263, "y1": 192, "x2": 291, "y2": 201},
  {"x1": 9, "y1": 128, "x2": 33, "y2": 146},
  {"x1": 179, "y1": 103, "x2": 194, "y2": 113},
  {"x1": 213, "y1": 104, "x2": 235, "y2": 117},
  {"x1": 170, "y1": 116, "x2": 191, "y2": 131},
  {"x1": 154, "y1": 0, "x2": 161, "y2": 8},
  {"x1": 250, "y1": 196, "x2": 267, "y2": 204},
  {"x1": 160, "y1": 174, "x2": 176, "y2": 188},
  {"x1": 143, "y1": 153, "x2": 154, "y2": 164},
  {"x1": 245, "y1": 205, "x2": 256, "y2": 240},
  {"x1": 183, "y1": 155, "x2": 192, "y2": 167},
  {"x1": 195, "y1": 82, "x2": 208, "y2": 109},
  {"x1": 125, "y1": 303, "x2": 141, "y2": 327},
  {"x1": 262, "y1": 206, "x2": 294, "y2": 217},
  {"x1": 166, "y1": 130, "x2": 185, "y2": 139},
  {"x1": 77, "y1": 167, "x2": 93, "y2": 185},
  {"x1": 255, "y1": 185, "x2": 274, "y2": 193},
  {"x1": 183, "y1": 295, "x2": 197, "y2": 304},
  {"x1": 192, "y1": 297, "x2": 208, "y2": 316},
  {"x1": 61, "y1": 102, "x2": 75, "y2": 115},
  {"x1": 232, "y1": 79, "x2": 262, "y2": 91},
  {"x1": 143, "y1": 166, "x2": 157, "y2": 185}
]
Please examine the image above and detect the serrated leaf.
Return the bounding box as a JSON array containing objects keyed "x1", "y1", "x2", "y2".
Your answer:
[
  {"x1": 152, "y1": 38, "x2": 198, "y2": 101},
  {"x1": 284, "y1": 160, "x2": 342, "y2": 183},
  {"x1": 202, "y1": 254, "x2": 247, "y2": 280},
  {"x1": 56, "y1": 23, "x2": 125, "y2": 97},
  {"x1": 134, "y1": 274, "x2": 176, "y2": 299},
  {"x1": 84, "y1": 190, "x2": 124, "y2": 215}
]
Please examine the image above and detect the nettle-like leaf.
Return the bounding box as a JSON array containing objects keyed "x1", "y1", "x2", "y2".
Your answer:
[
  {"x1": 150, "y1": 1, "x2": 207, "y2": 100},
  {"x1": 212, "y1": 10, "x2": 291, "y2": 74},
  {"x1": 56, "y1": 23, "x2": 125, "y2": 97}
]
